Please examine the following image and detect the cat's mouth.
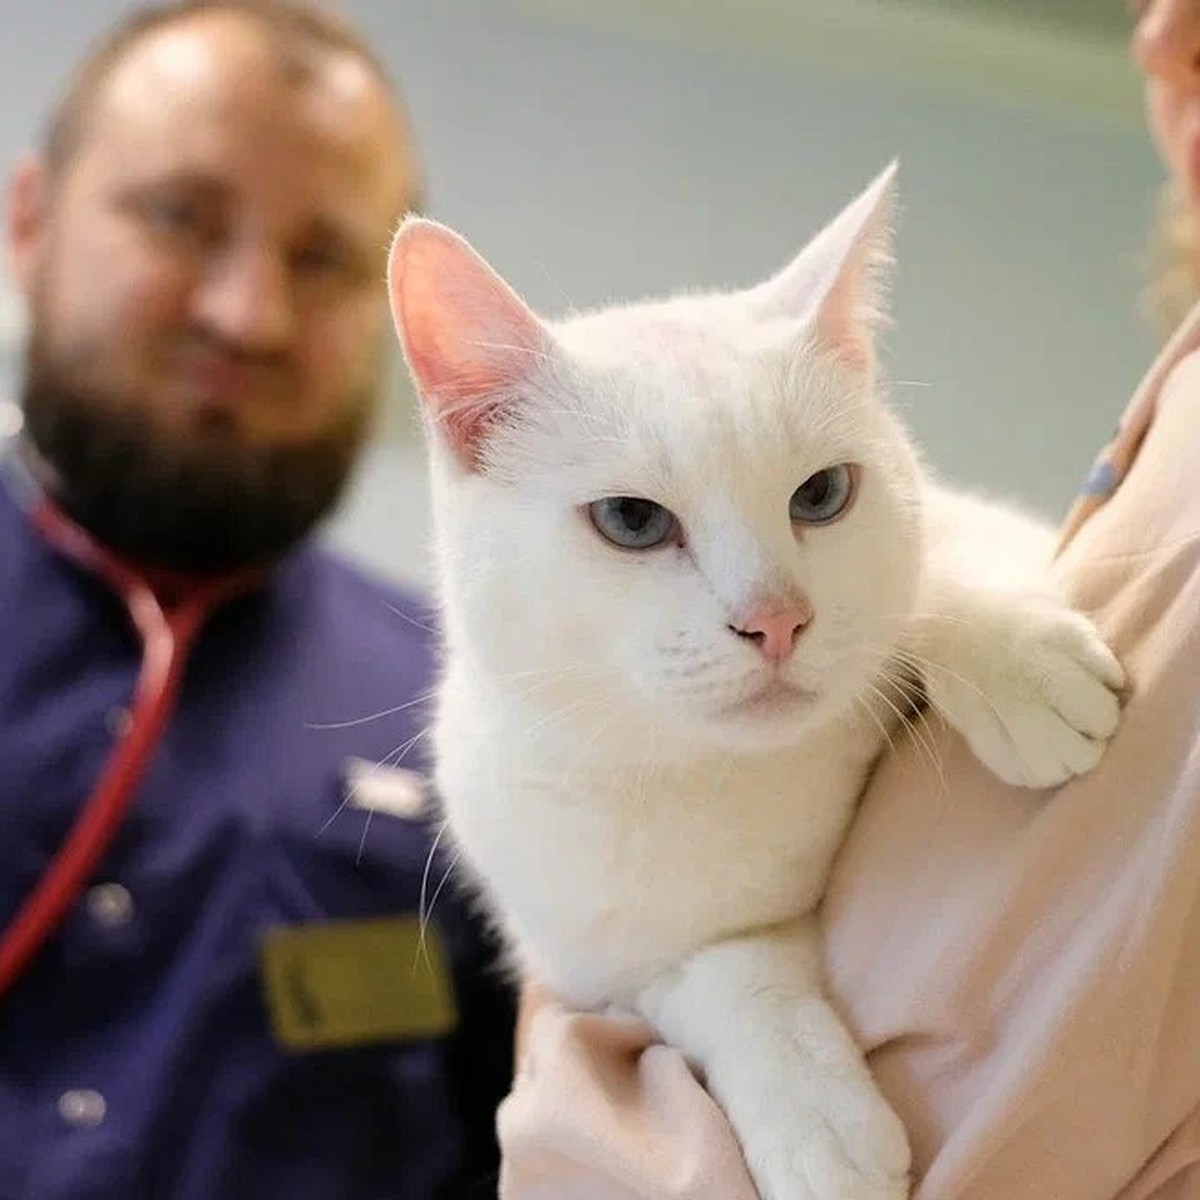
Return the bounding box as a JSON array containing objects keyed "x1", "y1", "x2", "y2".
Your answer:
[{"x1": 719, "y1": 678, "x2": 819, "y2": 720}]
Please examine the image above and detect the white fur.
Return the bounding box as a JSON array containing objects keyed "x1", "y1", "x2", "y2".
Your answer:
[{"x1": 389, "y1": 167, "x2": 1124, "y2": 1200}]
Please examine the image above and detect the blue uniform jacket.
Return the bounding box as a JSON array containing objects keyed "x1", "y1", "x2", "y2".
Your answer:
[{"x1": 0, "y1": 471, "x2": 514, "y2": 1199}]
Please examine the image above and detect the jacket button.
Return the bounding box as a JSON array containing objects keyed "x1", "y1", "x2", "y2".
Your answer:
[
  {"x1": 86, "y1": 883, "x2": 134, "y2": 928},
  {"x1": 58, "y1": 1089, "x2": 107, "y2": 1128}
]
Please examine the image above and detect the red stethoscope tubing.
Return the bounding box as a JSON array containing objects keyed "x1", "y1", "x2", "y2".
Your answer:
[{"x1": 0, "y1": 502, "x2": 259, "y2": 1000}]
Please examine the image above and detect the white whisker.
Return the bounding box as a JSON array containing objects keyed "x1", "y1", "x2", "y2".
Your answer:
[
  {"x1": 305, "y1": 690, "x2": 436, "y2": 731},
  {"x1": 864, "y1": 675, "x2": 945, "y2": 791},
  {"x1": 381, "y1": 600, "x2": 439, "y2": 635},
  {"x1": 419, "y1": 850, "x2": 463, "y2": 974},
  {"x1": 314, "y1": 728, "x2": 430, "y2": 839},
  {"x1": 355, "y1": 807, "x2": 374, "y2": 865},
  {"x1": 417, "y1": 819, "x2": 452, "y2": 972}
]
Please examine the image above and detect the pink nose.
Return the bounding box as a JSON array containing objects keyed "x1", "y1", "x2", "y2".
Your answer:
[{"x1": 729, "y1": 598, "x2": 813, "y2": 664}]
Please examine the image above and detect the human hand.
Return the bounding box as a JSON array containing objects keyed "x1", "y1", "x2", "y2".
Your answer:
[{"x1": 499, "y1": 984, "x2": 762, "y2": 1200}]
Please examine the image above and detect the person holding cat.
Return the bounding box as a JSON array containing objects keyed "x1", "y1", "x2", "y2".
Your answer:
[
  {"x1": 0, "y1": 2, "x2": 513, "y2": 1197},
  {"x1": 494, "y1": 1, "x2": 1200, "y2": 1198}
]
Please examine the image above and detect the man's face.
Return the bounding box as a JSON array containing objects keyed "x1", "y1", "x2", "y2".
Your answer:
[
  {"x1": 7, "y1": 12, "x2": 419, "y2": 571},
  {"x1": 1134, "y1": 1, "x2": 1200, "y2": 209}
]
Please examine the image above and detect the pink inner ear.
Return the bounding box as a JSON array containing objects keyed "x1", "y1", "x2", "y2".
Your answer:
[
  {"x1": 389, "y1": 221, "x2": 547, "y2": 469},
  {"x1": 814, "y1": 258, "x2": 877, "y2": 372},
  {"x1": 750, "y1": 164, "x2": 895, "y2": 375}
]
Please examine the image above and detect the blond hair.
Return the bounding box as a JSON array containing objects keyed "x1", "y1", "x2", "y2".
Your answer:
[{"x1": 1147, "y1": 179, "x2": 1200, "y2": 336}]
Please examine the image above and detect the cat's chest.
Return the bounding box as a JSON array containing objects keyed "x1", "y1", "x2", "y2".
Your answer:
[{"x1": 439, "y1": 727, "x2": 874, "y2": 1001}]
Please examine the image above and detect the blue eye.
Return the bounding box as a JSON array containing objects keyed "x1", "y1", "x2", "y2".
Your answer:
[
  {"x1": 789, "y1": 464, "x2": 856, "y2": 524},
  {"x1": 588, "y1": 497, "x2": 678, "y2": 550}
]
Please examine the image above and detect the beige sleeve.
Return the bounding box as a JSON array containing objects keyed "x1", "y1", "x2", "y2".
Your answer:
[{"x1": 497, "y1": 321, "x2": 1200, "y2": 1200}]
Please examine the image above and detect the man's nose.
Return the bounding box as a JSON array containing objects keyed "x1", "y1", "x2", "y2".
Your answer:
[{"x1": 194, "y1": 245, "x2": 295, "y2": 353}]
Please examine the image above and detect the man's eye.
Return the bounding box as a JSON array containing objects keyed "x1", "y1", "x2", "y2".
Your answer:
[
  {"x1": 293, "y1": 245, "x2": 349, "y2": 274},
  {"x1": 147, "y1": 198, "x2": 200, "y2": 230},
  {"x1": 140, "y1": 196, "x2": 219, "y2": 245},
  {"x1": 291, "y1": 236, "x2": 369, "y2": 285}
]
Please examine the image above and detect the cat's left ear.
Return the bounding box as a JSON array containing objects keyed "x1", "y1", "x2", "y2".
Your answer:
[
  {"x1": 388, "y1": 217, "x2": 552, "y2": 471},
  {"x1": 747, "y1": 162, "x2": 897, "y2": 372}
]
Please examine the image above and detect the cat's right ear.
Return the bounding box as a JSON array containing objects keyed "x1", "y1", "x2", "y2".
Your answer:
[
  {"x1": 388, "y1": 218, "x2": 550, "y2": 471},
  {"x1": 745, "y1": 162, "x2": 897, "y2": 373}
]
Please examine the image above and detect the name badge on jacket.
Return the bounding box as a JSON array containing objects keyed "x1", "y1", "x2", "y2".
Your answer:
[{"x1": 260, "y1": 915, "x2": 457, "y2": 1052}]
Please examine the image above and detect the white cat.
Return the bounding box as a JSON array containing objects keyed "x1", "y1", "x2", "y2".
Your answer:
[{"x1": 386, "y1": 166, "x2": 1124, "y2": 1200}]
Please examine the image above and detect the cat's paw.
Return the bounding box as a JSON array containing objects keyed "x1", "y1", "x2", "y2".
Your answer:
[
  {"x1": 726, "y1": 1070, "x2": 910, "y2": 1200},
  {"x1": 923, "y1": 592, "x2": 1125, "y2": 789}
]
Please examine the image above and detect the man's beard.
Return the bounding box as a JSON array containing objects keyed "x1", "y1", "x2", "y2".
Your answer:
[{"x1": 20, "y1": 334, "x2": 376, "y2": 575}]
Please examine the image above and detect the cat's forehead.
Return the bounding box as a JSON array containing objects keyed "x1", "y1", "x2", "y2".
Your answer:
[
  {"x1": 554, "y1": 293, "x2": 796, "y2": 431},
  {"x1": 534, "y1": 294, "x2": 877, "y2": 503},
  {"x1": 556, "y1": 292, "x2": 765, "y2": 368},
  {"x1": 554, "y1": 293, "x2": 858, "y2": 438}
]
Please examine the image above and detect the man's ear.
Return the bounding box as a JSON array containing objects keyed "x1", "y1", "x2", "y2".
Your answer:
[{"x1": 6, "y1": 153, "x2": 52, "y2": 301}]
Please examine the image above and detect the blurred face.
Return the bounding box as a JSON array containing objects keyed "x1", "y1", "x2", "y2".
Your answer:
[
  {"x1": 1133, "y1": 0, "x2": 1200, "y2": 207},
  {"x1": 5, "y1": 12, "x2": 419, "y2": 571}
]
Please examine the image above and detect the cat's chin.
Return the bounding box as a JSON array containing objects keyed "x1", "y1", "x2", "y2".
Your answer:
[
  {"x1": 696, "y1": 681, "x2": 831, "y2": 751},
  {"x1": 717, "y1": 679, "x2": 819, "y2": 719}
]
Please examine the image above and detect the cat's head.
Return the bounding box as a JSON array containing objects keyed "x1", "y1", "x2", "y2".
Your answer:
[{"x1": 388, "y1": 166, "x2": 924, "y2": 758}]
